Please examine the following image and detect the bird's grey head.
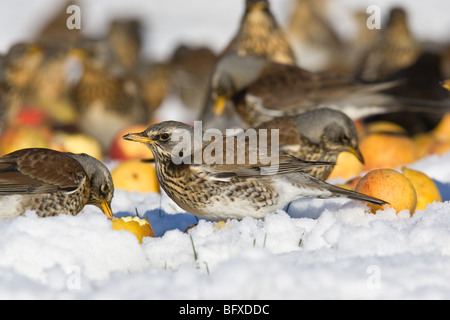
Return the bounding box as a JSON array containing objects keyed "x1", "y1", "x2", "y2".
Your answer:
[
  {"x1": 123, "y1": 121, "x2": 203, "y2": 163},
  {"x1": 69, "y1": 153, "x2": 114, "y2": 209},
  {"x1": 295, "y1": 108, "x2": 364, "y2": 163}
]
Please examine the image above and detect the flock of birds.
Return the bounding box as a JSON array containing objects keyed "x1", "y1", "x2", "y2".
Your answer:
[{"x1": 0, "y1": 0, "x2": 449, "y2": 221}]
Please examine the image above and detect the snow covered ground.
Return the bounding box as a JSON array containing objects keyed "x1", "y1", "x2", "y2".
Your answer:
[{"x1": 1, "y1": 0, "x2": 450, "y2": 300}]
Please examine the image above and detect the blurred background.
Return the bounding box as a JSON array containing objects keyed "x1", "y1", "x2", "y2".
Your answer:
[{"x1": 0, "y1": 0, "x2": 448, "y2": 169}]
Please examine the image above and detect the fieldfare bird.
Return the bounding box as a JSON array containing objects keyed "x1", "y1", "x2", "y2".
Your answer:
[
  {"x1": 170, "y1": 44, "x2": 218, "y2": 115},
  {"x1": 286, "y1": 0, "x2": 346, "y2": 72},
  {"x1": 123, "y1": 121, "x2": 386, "y2": 221},
  {"x1": 355, "y1": 7, "x2": 422, "y2": 82},
  {"x1": 1, "y1": 42, "x2": 45, "y2": 128},
  {"x1": 208, "y1": 53, "x2": 401, "y2": 127},
  {"x1": 106, "y1": 18, "x2": 143, "y2": 72},
  {"x1": 201, "y1": 0, "x2": 296, "y2": 130},
  {"x1": 69, "y1": 43, "x2": 150, "y2": 151},
  {"x1": 256, "y1": 108, "x2": 363, "y2": 180},
  {"x1": 35, "y1": 0, "x2": 81, "y2": 47},
  {"x1": 221, "y1": 0, "x2": 296, "y2": 65},
  {"x1": 0, "y1": 148, "x2": 114, "y2": 220}
]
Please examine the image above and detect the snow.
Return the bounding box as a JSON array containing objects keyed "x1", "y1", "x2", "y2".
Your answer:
[{"x1": 1, "y1": 0, "x2": 450, "y2": 300}]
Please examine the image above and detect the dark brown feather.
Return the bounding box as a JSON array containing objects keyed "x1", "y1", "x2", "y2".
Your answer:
[{"x1": 0, "y1": 148, "x2": 85, "y2": 195}]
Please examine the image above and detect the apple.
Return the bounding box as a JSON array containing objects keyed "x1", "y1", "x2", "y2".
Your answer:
[
  {"x1": 111, "y1": 159, "x2": 160, "y2": 193},
  {"x1": 365, "y1": 121, "x2": 407, "y2": 134},
  {"x1": 413, "y1": 132, "x2": 435, "y2": 158},
  {"x1": 327, "y1": 151, "x2": 364, "y2": 180},
  {"x1": 433, "y1": 113, "x2": 450, "y2": 139},
  {"x1": 413, "y1": 132, "x2": 450, "y2": 157},
  {"x1": 109, "y1": 124, "x2": 154, "y2": 160},
  {"x1": 401, "y1": 167, "x2": 442, "y2": 211},
  {"x1": 112, "y1": 216, "x2": 154, "y2": 243},
  {"x1": 53, "y1": 132, "x2": 103, "y2": 160},
  {"x1": 359, "y1": 133, "x2": 418, "y2": 171},
  {"x1": 13, "y1": 107, "x2": 48, "y2": 127},
  {"x1": 0, "y1": 125, "x2": 53, "y2": 155},
  {"x1": 355, "y1": 168, "x2": 417, "y2": 215}
]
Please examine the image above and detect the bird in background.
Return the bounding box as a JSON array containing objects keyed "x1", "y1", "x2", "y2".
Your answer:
[
  {"x1": 123, "y1": 121, "x2": 386, "y2": 221},
  {"x1": 169, "y1": 44, "x2": 218, "y2": 117},
  {"x1": 106, "y1": 18, "x2": 143, "y2": 73},
  {"x1": 68, "y1": 41, "x2": 151, "y2": 152},
  {"x1": 355, "y1": 7, "x2": 422, "y2": 82},
  {"x1": 221, "y1": 0, "x2": 296, "y2": 65},
  {"x1": 208, "y1": 53, "x2": 402, "y2": 127},
  {"x1": 286, "y1": 0, "x2": 347, "y2": 72},
  {"x1": 0, "y1": 43, "x2": 46, "y2": 129},
  {"x1": 201, "y1": 0, "x2": 297, "y2": 130}
]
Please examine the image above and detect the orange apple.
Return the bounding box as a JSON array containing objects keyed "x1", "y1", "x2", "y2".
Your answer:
[
  {"x1": 109, "y1": 125, "x2": 154, "y2": 160},
  {"x1": 366, "y1": 121, "x2": 407, "y2": 134},
  {"x1": 355, "y1": 168, "x2": 417, "y2": 215},
  {"x1": 111, "y1": 159, "x2": 160, "y2": 193},
  {"x1": 413, "y1": 132, "x2": 436, "y2": 158},
  {"x1": 433, "y1": 113, "x2": 450, "y2": 139},
  {"x1": 359, "y1": 133, "x2": 418, "y2": 171},
  {"x1": 328, "y1": 151, "x2": 364, "y2": 180},
  {"x1": 401, "y1": 167, "x2": 442, "y2": 211},
  {"x1": 53, "y1": 132, "x2": 103, "y2": 160},
  {"x1": 430, "y1": 138, "x2": 450, "y2": 155},
  {"x1": 112, "y1": 216, "x2": 154, "y2": 243},
  {"x1": 0, "y1": 125, "x2": 53, "y2": 155}
]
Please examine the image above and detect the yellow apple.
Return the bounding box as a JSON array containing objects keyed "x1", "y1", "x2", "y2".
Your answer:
[
  {"x1": 433, "y1": 113, "x2": 450, "y2": 139},
  {"x1": 328, "y1": 151, "x2": 364, "y2": 180},
  {"x1": 355, "y1": 168, "x2": 417, "y2": 215},
  {"x1": 112, "y1": 216, "x2": 154, "y2": 243},
  {"x1": 359, "y1": 133, "x2": 418, "y2": 170},
  {"x1": 413, "y1": 132, "x2": 435, "y2": 158},
  {"x1": 53, "y1": 132, "x2": 103, "y2": 160},
  {"x1": 401, "y1": 167, "x2": 442, "y2": 211},
  {"x1": 111, "y1": 159, "x2": 160, "y2": 193},
  {"x1": 0, "y1": 125, "x2": 53, "y2": 155},
  {"x1": 366, "y1": 121, "x2": 407, "y2": 134}
]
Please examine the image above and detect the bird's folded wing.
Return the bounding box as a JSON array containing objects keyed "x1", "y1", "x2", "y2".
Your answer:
[
  {"x1": 191, "y1": 149, "x2": 332, "y2": 180},
  {"x1": 0, "y1": 149, "x2": 85, "y2": 194}
]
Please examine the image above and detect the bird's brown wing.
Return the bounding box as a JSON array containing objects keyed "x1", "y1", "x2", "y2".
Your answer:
[{"x1": 0, "y1": 148, "x2": 86, "y2": 195}]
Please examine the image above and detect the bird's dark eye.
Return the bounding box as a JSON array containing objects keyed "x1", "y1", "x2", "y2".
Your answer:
[
  {"x1": 340, "y1": 135, "x2": 350, "y2": 144},
  {"x1": 101, "y1": 184, "x2": 110, "y2": 194},
  {"x1": 159, "y1": 133, "x2": 170, "y2": 141}
]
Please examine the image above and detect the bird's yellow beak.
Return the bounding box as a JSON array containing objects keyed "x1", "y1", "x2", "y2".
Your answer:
[
  {"x1": 212, "y1": 96, "x2": 227, "y2": 116},
  {"x1": 347, "y1": 146, "x2": 365, "y2": 165},
  {"x1": 442, "y1": 79, "x2": 450, "y2": 91},
  {"x1": 100, "y1": 197, "x2": 114, "y2": 219},
  {"x1": 122, "y1": 132, "x2": 153, "y2": 143}
]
